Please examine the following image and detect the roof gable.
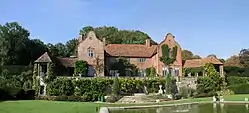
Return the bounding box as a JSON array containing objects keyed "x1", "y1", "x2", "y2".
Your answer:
[{"x1": 35, "y1": 52, "x2": 52, "y2": 63}]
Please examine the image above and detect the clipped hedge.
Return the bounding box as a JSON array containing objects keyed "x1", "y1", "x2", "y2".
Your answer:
[
  {"x1": 0, "y1": 88, "x2": 35, "y2": 100},
  {"x1": 228, "y1": 83, "x2": 249, "y2": 94},
  {"x1": 45, "y1": 77, "x2": 167, "y2": 102},
  {"x1": 226, "y1": 76, "x2": 249, "y2": 86}
]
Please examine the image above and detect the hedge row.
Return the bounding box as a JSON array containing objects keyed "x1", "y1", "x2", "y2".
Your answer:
[
  {"x1": 228, "y1": 83, "x2": 249, "y2": 94},
  {"x1": 46, "y1": 77, "x2": 167, "y2": 102},
  {"x1": 226, "y1": 76, "x2": 249, "y2": 86},
  {"x1": 0, "y1": 87, "x2": 35, "y2": 100}
]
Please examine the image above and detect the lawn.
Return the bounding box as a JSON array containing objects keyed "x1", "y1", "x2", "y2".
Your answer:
[{"x1": 0, "y1": 94, "x2": 249, "y2": 113}]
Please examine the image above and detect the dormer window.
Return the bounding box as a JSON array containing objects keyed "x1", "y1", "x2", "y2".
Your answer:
[{"x1": 87, "y1": 48, "x2": 94, "y2": 58}]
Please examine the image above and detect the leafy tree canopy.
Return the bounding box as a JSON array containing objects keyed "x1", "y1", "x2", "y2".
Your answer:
[
  {"x1": 79, "y1": 26, "x2": 157, "y2": 45},
  {"x1": 181, "y1": 50, "x2": 201, "y2": 60}
]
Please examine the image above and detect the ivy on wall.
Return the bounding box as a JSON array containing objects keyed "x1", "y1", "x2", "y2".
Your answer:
[
  {"x1": 32, "y1": 64, "x2": 39, "y2": 95},
  {"x1": 44, "y1": 62, "x2": 56, "y2": 83},
  {"x1": 145, "y1": 67, "x2": 156, "y2": 77},
  {"x1": 159, "y1": 43, "x2": 178, "y2": 94},
  {"x1": 160, "y1": 44, "x2": 178, "y2": 66},
  {"x1": 74, "y1": 60, "x2": 88, "y2": 77}
]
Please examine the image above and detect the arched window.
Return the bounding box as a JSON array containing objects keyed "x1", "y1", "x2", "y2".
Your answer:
[{"x1": 87, "y1": 48, "x2": 94, "y2": 58}]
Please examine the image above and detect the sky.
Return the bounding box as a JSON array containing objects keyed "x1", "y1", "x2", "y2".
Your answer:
[{"x1": 1, "y1": 0, "x2": 249, "y2": 59}]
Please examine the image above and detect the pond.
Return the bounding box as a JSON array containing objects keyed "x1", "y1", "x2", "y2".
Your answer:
[{"x1": 109, "y1": 103, "x2": 249, "y2": 113}]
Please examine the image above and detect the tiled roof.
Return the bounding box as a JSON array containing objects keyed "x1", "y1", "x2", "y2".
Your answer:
[
  {"x1": 34, "y1": 52, "x2": 52, "y2": 63},
  {"x1": 105, "y1": 44, "x2": 157, "y2": 57},
  {"x1": 57, "y1": 57, "x2": 75, "y2": 67},
  {"x1": 183, "y1": 56, "x2": 223, "y2": 68}
]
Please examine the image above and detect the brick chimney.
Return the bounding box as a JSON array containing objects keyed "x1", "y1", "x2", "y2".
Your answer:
[
  {"x1": 145, "y1": 38, "x2": 150, "y2": 47},
  {"x1": 78, "y1": 34, "x2": 83, "y2": 43}
]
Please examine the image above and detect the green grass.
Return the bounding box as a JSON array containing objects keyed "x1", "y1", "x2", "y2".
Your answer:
[{"x1": 1, "y1": 94, "x2": 249, "y2": 113}]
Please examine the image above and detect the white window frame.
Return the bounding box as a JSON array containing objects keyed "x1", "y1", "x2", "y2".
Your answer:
[
  {"x1": 110, "y1": 70, "x2": 118, "y2": 76},
  {"x1": 138, "y1": 69, "x2": 145, "y2": 77},
  {"x1": 138, "y1": 58, "x2": 146, "y2": 63},
  {"x1": 87, "y1": 48, "x2": 94, "y2": 58},
  {"x1": 162, "y1": 67, "x2": 167, "y2": 76}
]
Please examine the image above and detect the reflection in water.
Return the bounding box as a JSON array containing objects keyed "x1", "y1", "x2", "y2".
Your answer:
[
  {"x1": 213, "y1": 103, "x2": 217, "y2": 113},
  {"x1": 109, "y1": 103, "x2": 249, "y2": 113}
]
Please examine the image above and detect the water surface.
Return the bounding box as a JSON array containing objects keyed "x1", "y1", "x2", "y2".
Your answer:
[{"x1": 109, "y1": 103, "x2": 249, "y2": 113}]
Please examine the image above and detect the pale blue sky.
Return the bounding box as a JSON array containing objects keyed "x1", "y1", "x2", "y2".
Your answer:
[{"x1": 1, "y1": 0, "x2": 249, "y2": 59}]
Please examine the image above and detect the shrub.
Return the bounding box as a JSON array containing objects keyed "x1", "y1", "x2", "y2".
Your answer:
[
  {"x1": 105, "y1": 95, "x2": 122, "y2": 103},
  {"x1": 216, "y1": 89, "x2": 234, "y2": 96},
  {"x1": 35, "y1": 96, "x2": 87, "y2": 102},
  {"x1": 197, "y1": 76, "x2": 222, "y2": 94},
  {"x1": 179, "y1": 87, "x2": 195, "y2": 99},
  {"x1": 0, "y1": 88, "x2": 35, "y2": 100},
  {"x1": 226, "y1": 76, "x2": 249, "y2": 86},
  {"x1": 193, "y1": 91, "x2": 216, "y2": 98},
  {"x1": 145, "y1": 67, "x2": 156, "y2": 77},
  {"x1": 46, "y1": 78, "x2": 74, "y2": 96},
  {"x1": 228, "y1": 83, "x2": 249, "y2": 94},
  {"x1": 112, "y1": 77, "x2": 120, "y2": 95},
  {"x1": 74, "y1": 60, "x2": 88, "y2": 77}
]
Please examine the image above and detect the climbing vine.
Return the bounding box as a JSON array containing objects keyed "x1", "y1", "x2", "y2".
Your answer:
[
  {"x1": 159, "y1": 44, "x2": 178, "y2": 95},
  {"x1": 44, "y1": 62, "x2": 56, "y2": 83},
  {"x1": 32, "y1": 64, "x2": 39, "y2": 95},
  {"x1": 74, "y1": 60, "x2": 88, "y2": 77},
  {"x1": 160, "y1": 44, "x2": 178, "y2": 66}
]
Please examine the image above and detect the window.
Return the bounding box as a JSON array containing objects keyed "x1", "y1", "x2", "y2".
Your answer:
[
  {"x1": 175, "y1": 68, "x2": 180, "y2": 76},
  {"x1": 87, "y1": 48, "x2": 94, "y2": 58},
  {"x1": 138, "y1": 69, "x2": 145, "y2": 77},
  {"x1": 109, "y1": 70, "x2": 118, "y2": 76},
  {"x1": 162, "y1": 67, "x2": 167, "y2": 76},
  {"x1": 138, "y1": 58, "x2": 146, "y2": 63}
]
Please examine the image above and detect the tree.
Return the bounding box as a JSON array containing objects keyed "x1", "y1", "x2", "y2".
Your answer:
[
  {"x1": 28, "y1": 39, "x2": 48, "y2": 63},
  {"x1": 66, "y1": 38, "x2": 78, "y2": 56},
  {"x1": 207, "y1": 54, "x2": 217, "y2": 58},
  {"x1": 74, "y1": 60, "x2": 88, "y2": 77},
  {"x1": 110, "y1": 57, "x2": 138, "y2": 76},
  {"x1": 0, "y1": 22, "x2": 31, "y2": 65},
  {"x1": 47, "y1": 43, "x2": 59, "y2": 57},
  {"x1": 79, "y1": 26, "x2": 94, "y2": 36},
  {"x1": 239, "y1": 49, "x2": 249, "y2": 68},
  {"x1": 224, "y1": 55, "x2": 243, "y2": 67},
  {"x1": 182, "y1": 50, "x2": 194, "y2": 60},
  {"x1": 79, "y1": 26, "x2": 157, "y2": 45},
  {"x1": 54, "y1": 43, "x2": 69, "y2": 57},
  {"x1": 182, "y1": 50, "x2": 201, "y2": 60},
  {"x1": 93, "y1": 56, "x2": 104, "y2": 77}
]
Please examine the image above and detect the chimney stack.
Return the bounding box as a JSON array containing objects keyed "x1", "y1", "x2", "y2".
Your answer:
[
  {"x1": 145, "y1": 38, "x2": 151, "y2": 47},
  {"x1": 78, "y1": 34, "x2": 83, "y2": 43}
]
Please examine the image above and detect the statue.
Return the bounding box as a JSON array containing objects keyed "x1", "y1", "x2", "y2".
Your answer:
[
  {"x1": 213, "y1": 96, "x2": 216, "y2": 102},
  {"x1": 158, "y1": 85, "x2": 163, "y2": 94}
]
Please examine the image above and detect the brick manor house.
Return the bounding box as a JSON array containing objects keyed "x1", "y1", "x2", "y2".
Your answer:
[{"x1": 35, "y1": 31, "x2": 224, "y2": 78}]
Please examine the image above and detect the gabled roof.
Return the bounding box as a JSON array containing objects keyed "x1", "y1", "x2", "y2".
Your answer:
[
  {"x1": 105, "y1": 44, "x2": 157, "y2": 57},
  {"x1": 183, "y1": 56, "x2": 223, "y2": 68},
  {"x1": 34, "y1": 52, "x2": 52, "y2": 63}
]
